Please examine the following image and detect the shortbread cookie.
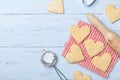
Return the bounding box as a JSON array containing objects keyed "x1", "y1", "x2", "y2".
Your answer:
[
  {"x1": 65, "y1": 44, "x2": 84, "y2": 63},
  {"x1": 85, "y1": 39, "x2": 104, "y2": 57},
  {"x1": 92, "y1": 53, "x2": 112, "y2": 72},
  {"x1": 106, "y1": 4, "x2": 120, "y2": 23},
  {"x1": 46, "y1": 0, "x2": 64, "y2": 14},
  {"x1": 73, "y1": 71, "x2": 91, "y2": 80},
  {"x1": 70, "y1": 25, "x2": 90, "y2": 43}
]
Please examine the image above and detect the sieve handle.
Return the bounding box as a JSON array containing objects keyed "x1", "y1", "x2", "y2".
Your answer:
[{"x1": 54, "y1": 66, "x2": 68, "y2": 80}]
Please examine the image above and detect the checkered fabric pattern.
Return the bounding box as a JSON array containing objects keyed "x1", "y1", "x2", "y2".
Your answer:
[{"x1": 62, "y1": 21, "x2": 119, "y2": 78}]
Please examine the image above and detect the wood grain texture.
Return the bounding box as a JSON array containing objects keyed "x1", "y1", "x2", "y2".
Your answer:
[{"x1": 0, "y1": 0, "x2": 120, "y2": 80}]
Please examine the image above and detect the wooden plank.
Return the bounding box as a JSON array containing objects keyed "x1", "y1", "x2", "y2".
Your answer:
[
  {"x1": 0, "y1": 15, "x2": 119, "y2": 47},
  {"x1": 0, "y1": 48, "x2": 120, "y2": 80},
  {"x1": 0, "y1": 0, "x2": 120, "y2": 14}
]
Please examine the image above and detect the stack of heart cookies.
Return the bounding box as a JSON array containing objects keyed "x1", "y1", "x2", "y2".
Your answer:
[
  {"x1": 65, "y1": 25, "x2": 111, "y2": 72},
  {"x1": 62, "y1": 21, "x2": 119, "y2": 78}
]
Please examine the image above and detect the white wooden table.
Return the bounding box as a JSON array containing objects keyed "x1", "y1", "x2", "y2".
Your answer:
[{"x1": 0, "y1": 0, "x2": 120, "y2": 80}]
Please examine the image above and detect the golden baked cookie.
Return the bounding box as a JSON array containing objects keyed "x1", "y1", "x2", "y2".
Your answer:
[
  {"x1": 70, "y1": 25, "x2": 90, "y2": 43},
  {"x1": 65, "y1": 44, "x2": 84, "y2": 63},
  {"x1": 73, "y1": 71, "x2": 91, "y2": 80},
  {"x1": 92, "y1": 53, "x2": 112, "y2": 72},
  {"x1": 46, "y1": 0, "x2": 64, "y2": 14},
  {"x1": 85, "y1": 39, "x2": 104, "y2": 57},
  {"x1": 106, "y1": 4, "x2": 120, "y2": 23}
]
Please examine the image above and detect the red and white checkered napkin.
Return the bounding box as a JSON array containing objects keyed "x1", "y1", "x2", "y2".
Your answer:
[{"x1": 62, "y1": 21, "x2": 119, "y2": 78}]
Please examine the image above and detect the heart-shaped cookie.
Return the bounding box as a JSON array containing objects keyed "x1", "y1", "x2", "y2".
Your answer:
[
  {"x1": 106, "y1": 4, "x2": 120, "y2": 23},
  {"x1": 85, "y1": 39, "x2": 104, "y2": 57},
  {"x1": 46, "y1": 0, "x2": 64, "y2": 14},
  {"x1": 70, "y1": 25, "x2": 90, "y2": 43},
  {"x1": 65, "y1": 44, "x2": 84, "y2": 63},
  {"x1": 73, "y1": 71, "x2": 91, "y2": 80},
  {"x1": 92, "y1": 53, "x2": 112, "y2": 72}
]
